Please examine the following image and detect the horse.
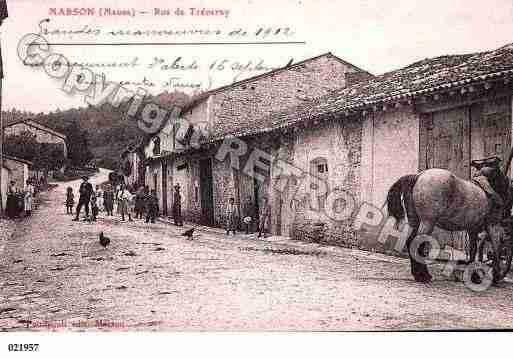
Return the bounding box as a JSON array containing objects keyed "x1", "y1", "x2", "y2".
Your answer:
[{"x1": 385, "y1": 164, "x2": 511, "y2": 283}]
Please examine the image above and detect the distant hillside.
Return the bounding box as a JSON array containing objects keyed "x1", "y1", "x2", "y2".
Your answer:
[{"x1": 3, "y1": 91, "x2": 191, "y2": 170}]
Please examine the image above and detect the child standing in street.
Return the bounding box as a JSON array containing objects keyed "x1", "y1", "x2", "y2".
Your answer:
[
  {"x1": 225, "y1": 197, "x2": 238, "y2": 235},
  {"x1": 119, "y1": 184, "x2": 133, "y2": 222},
  {"x1": 66, "y1": 187, "x2": 74, "y2": 215}
]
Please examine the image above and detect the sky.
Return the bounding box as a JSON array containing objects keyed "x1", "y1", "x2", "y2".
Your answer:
[{"x1": 2, "y1": 0, "x2": 513, "y2": 112}]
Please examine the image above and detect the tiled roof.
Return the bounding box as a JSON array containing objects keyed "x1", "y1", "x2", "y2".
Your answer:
[{"x1": 206, "y1": 42, "x2": 513, "y2": 142}]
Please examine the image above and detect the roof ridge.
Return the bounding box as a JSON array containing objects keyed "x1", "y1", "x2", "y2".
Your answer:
[{"x1": 181, "y1": 52, "x2": 370, "y2": 112}]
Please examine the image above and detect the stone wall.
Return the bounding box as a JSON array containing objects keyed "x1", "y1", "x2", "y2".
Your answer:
[
  {"x1": 212, "y1": 157, "x2": 236, "y2": 228},
  {"x1": 276, "y1": 117, "x2": 362, "y2": 247}
]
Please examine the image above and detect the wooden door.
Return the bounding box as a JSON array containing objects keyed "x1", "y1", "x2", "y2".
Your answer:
[
  {"x1": 199, "y1": 158, "x2": 214, "y2": 226},
  {"x1": 481, "y1": 106, "x2": 511, "y2": 164},
  {"x1": 422, "y1": 107, "x2": 470, "y2": 179},
  {"x1": 161, "y1": 161, "x2": 168, "y2": 216}
]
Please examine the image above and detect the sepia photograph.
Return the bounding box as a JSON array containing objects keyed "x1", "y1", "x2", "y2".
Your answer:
[{"x1": 1, "y1": 0, "x2": 513, "y2": 356}]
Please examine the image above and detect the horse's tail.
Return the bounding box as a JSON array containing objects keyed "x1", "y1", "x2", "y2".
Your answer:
[{"x1": 386, "y1": 174, "x2": 419, "y2": 223}]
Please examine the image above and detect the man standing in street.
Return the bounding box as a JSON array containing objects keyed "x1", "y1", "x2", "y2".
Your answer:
[
  {"x1": 73, "y1": 176, "x2": 93, "y2": 221},
  {"x1": 225, "y1": 197, "x2": 239, "y2": 235},
  {"x1": 258, "y1": 196, "x2": 271, "y2": 238}
]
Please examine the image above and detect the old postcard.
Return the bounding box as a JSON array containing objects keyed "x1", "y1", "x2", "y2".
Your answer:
[{"x1": 1, "y1": 0, "x2": 513, "y2": 354}]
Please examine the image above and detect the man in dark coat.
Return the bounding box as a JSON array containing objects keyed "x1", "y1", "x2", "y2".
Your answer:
[
  {"x1": 73, "y1": 176, "x2": 94, "y2": 221},
  {"x1": 172, "y1": 184, "x2": 183, "y2": 226}
]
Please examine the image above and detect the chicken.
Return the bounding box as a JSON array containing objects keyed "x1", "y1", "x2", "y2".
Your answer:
[
  {"x1": 99, "y1": 232, "x2": 111, "y2": 248},
  {"x1": 181, "y1": 228, "x2": 195, "y2": 240}
]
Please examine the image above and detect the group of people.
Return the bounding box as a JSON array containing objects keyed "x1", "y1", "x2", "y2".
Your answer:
[
  {"x1": 226, "y1": 196, "x2": 271, "y2": 238},
  {"x1": 67, "y1": 176, "x2": 160, "y2": 223},
  {"x1": 66, "y1": 176, "x2": 271, "y2": 237},
  {"x1": 5, "y1": 179, "x2": 35, "y2": 219}
]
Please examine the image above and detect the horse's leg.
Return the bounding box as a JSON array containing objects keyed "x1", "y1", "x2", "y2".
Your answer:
[
  {"x1": 405, "y1": 223, "x2": 420, "y2": 279},
  {"x1": 467, "y1": 230, "x2": 479, "y2": 264},
  {"x1": 412, "y1": 220, "x2": 435, "y2": 282},
  {"x1": 486, "y1": 223, "x2": 505, "y2": 282}
]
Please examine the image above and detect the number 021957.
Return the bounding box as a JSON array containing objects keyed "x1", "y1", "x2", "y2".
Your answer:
[{"x1": 7, "y1": 344, "x2": 40, "y2": 352}]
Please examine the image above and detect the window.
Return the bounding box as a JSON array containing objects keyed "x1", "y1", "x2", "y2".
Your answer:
[
  {"x1": 152, "y1": 137, "x2": 161, "y2": 156},
  {"x1": 317, "y1": 163, "x2": 328, "y2": 174}
]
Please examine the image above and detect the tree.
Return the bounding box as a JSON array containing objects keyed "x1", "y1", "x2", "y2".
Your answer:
[
  {"x1": 64, "y1": 121, "x2": 94, "y2": 168},
  {"x1": 4, "y1": 132, "x2": 66, "y2": 175},
  {"x1": 32, "y1": 143, "x2": 66, "y2": 174}
]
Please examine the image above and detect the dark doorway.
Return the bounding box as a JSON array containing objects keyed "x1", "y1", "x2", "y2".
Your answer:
[
  {"x1": 199, "y1": 158, "x2": 214, "y2": 226},
  {"x1": 161, "y1": 161, "x2": 168, "y2": 216}
]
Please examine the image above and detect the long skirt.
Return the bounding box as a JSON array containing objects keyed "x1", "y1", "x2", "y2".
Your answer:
[{"x1": 104, "y1": 199, "x2": 113, "y2": 213}]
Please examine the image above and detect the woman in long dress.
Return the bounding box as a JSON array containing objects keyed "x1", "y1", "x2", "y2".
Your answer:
[
  {"x1": 6, "y1": 181, "x2": 18, "y2": 219},
  {"x1": 24, "y1": 180, "x2": 35, "y2": 216}
]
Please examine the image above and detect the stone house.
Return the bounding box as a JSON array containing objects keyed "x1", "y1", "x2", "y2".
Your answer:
[
  {"x1": 3, "y1": 118, "x2": 68, "y2": 158},
  {"x1": 173, "y1": 43, "x2": 513, "y2": 252},
  {"x1": 139, "y1": 52, "x2": 373, "y2": 222}
]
